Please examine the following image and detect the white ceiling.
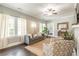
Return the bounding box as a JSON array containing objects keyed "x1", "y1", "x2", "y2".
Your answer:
[{"x1": 0, "y1": 3, "x2": 75, "y2": 21}]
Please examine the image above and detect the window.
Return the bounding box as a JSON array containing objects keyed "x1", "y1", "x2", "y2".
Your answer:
[
  {"x1": 7, "y1": 16, "x2": 16, "y2": 36},
  {"x1": 0, "y1": 13, "x2": 27, "y2": 38},
  {"x1": 31, "y1": 21, "x2": 36, "y2": 28},
  {"x1": 47, "y1": 23, "x2": 55, "y2": 36},
  {"x1": 17, "y1": 18, "x2": 27, "y2": 35},
  {"x1": 17, "y1": 18, "x2": 22, "y2": 35},
  {"x1": 4, "y1": 15, "x2": 27, "y2": 37},
  {"x1": 42, "y1": 23, "x2": 46, "y2": 30},
  {"x1": 39, "y1": 23, "x2": 46, "y2": 33}
]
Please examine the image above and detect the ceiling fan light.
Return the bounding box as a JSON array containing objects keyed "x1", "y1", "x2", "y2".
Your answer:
[{"x1": 43, "y1": 7, "x2": 58, "y2": 16}]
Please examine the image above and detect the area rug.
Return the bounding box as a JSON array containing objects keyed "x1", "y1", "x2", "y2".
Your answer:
[{"x1": 25, "y1": 40, "x2": 45, "y2": 56}]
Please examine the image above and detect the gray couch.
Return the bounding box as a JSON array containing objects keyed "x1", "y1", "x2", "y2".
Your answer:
[{"x1": 24, "y1": 35, "x2": 44, "y2": 45}]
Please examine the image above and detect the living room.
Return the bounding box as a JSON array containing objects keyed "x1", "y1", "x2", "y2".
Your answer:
[{"x1": 0, "y1": 3, "x2": 79, "y2": 56}]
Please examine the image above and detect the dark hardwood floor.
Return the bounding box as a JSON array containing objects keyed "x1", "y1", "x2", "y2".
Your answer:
[{"x1": 0, "y1": 44, "x2": 35, "y2": 56}]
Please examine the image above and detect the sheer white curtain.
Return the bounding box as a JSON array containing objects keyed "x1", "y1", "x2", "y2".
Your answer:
[
  {"x1": 0, "y1": 14, "x2": 27, "y2": 38},
  {"x1": 0, "y1": 14, "x2": 7, "y2": 38},
  {"x1": 17, "y1": 18, "x2": 27, "y2": 36},
  {"x1": 0, "y1": 13, "x2": 3, "y2": 38},
  {"x1": 0, "y1": 14, "x2": 17, "y2": 38},
  {"x1": 0, "y1": 14, "x2": 8, "y2": 49},
  {"x1": 0, "y1": 13, "x2": 3, "y2": 49},
  {"x1": 0, "y1": 13, "x2": 27, "y2": 49}
]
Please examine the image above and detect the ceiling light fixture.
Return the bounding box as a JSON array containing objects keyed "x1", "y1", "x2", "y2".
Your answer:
[{"x1": 43, "y1": 7, "x2": 57, "y2": 16}]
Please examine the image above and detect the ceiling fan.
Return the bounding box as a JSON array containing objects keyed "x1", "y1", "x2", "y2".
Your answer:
[{"x1": 43, "y1": 8, "x2": 57, "y2": 16}]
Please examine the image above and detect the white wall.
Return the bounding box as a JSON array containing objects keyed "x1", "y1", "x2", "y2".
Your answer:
[{"x1": 47, "y1": 14, "x2": 77, "y2": 37}]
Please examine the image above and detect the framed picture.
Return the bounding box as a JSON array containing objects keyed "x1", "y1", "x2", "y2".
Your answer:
[{"x1": 57, "y1": 22, "x2": 69, "y2": 30}]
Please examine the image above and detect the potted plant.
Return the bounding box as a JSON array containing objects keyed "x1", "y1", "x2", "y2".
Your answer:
[
  {"x1": 63, "y1": 31, "x2": 74, "y2": 40},
  {"x1": 42, "y1": 27, "x2": 48, "y2": 36}
]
